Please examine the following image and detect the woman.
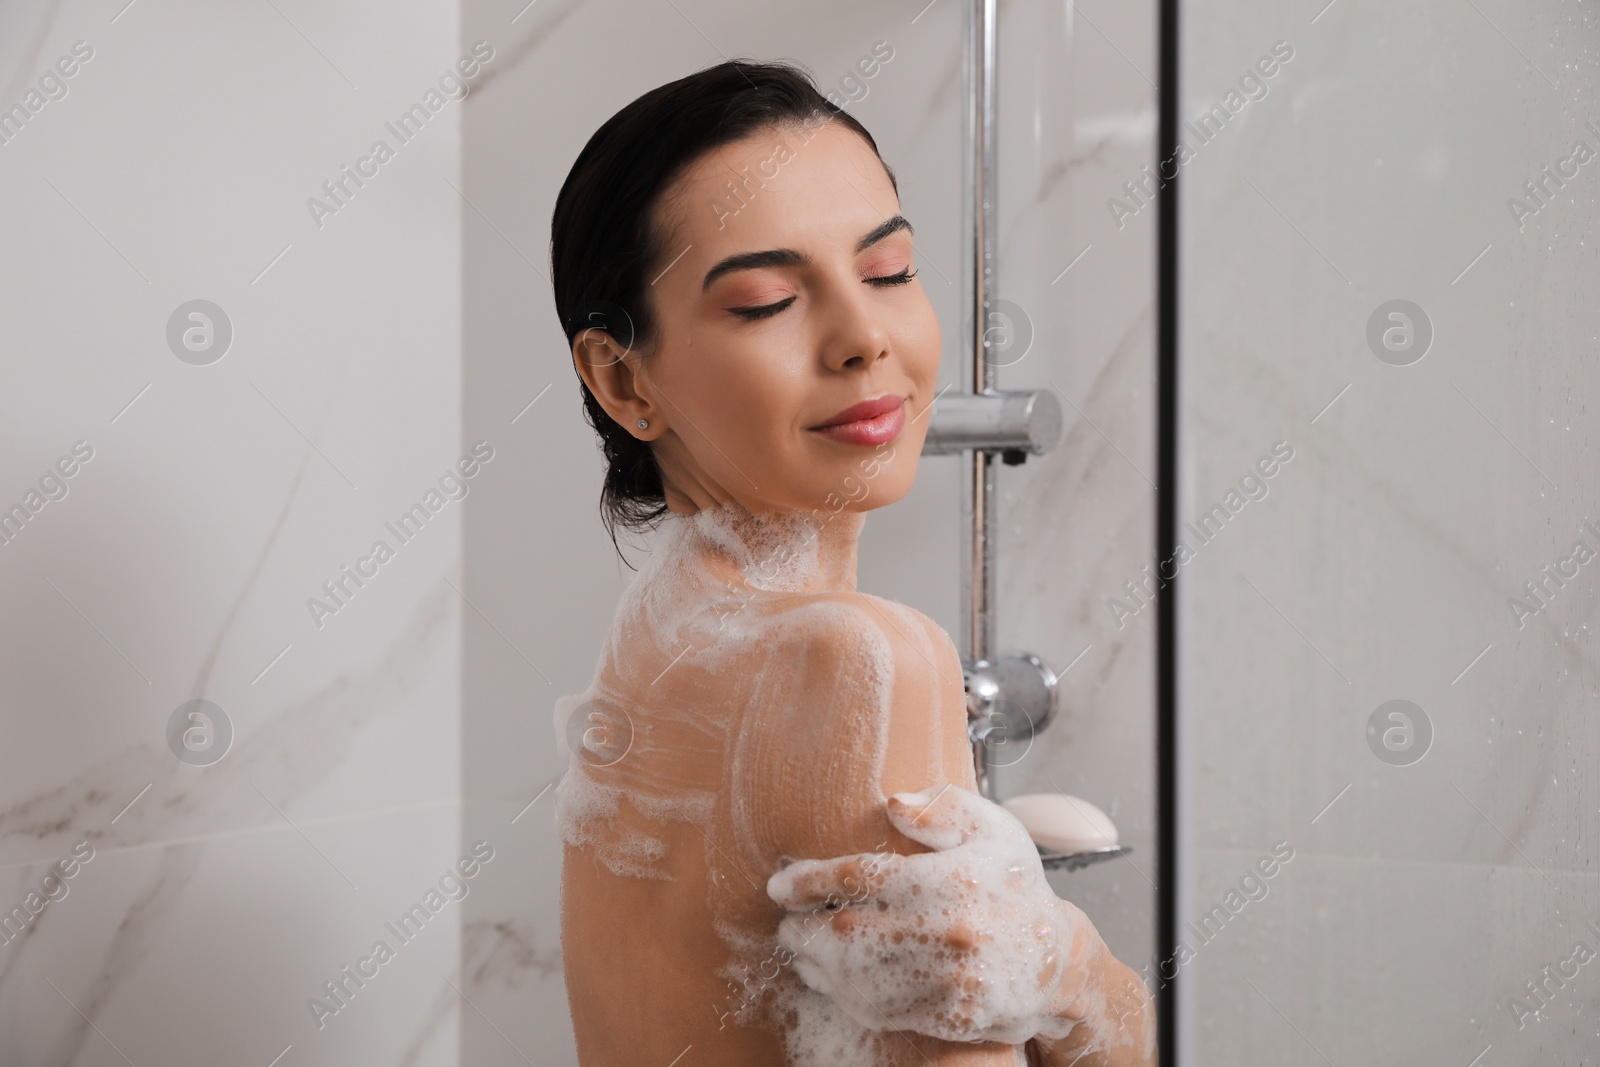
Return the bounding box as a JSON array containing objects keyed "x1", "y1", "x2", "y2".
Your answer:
[{"x1": 549, "y1": 59, "x2": 1154, "y2": 1066}]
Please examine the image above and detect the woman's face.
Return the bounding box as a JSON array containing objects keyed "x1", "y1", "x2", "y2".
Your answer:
[{"x1": 581, "y1": 120, "x2": 942, "y2": 518}]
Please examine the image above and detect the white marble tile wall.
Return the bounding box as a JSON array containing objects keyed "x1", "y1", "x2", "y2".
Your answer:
[
  {"x1": 460, "y1": 0, "x2": 1159, "y2": 1061},
  {"x1": 0, "y1": 1, "x2": 466, "y2": 1064},
  {"x1": 1180, "y1": 0, "x2": 1600, "y2": 1061}
]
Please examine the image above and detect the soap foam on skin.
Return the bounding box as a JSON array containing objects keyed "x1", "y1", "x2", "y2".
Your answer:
[
  {"x1": 553, "y1": 501, "x2": 1099, "y2": 1065},
  {"x1": 554, "y1": 503, "x2": 862, "y2": 878},
  {"x1": 556, "y1": 500, "x2": 952, "y2": 1064},
  {"x1": 768, "y1": 785, "x2": 1090, "y2": 1048}
]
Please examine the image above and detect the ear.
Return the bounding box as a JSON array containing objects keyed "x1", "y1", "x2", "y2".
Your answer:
[{"x1": 571, "y1": 327, "x2": 663, "y2": 440}]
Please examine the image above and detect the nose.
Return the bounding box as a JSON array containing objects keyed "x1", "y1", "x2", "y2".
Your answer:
[{"x1": 817, "y1": 279, "x2": 892, "y2": 373}]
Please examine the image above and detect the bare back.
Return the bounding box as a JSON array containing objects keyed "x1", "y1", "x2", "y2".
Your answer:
[{"x1": 554, "y1": 505, "x2": 1026, "y2": 1066}]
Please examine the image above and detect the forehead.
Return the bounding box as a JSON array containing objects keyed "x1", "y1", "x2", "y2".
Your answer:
[{"x1": 653, "y1": 121, "x2": 900, "y2": 270}]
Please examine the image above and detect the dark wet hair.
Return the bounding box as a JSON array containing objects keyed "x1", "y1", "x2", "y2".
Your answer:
[{"x1": 549, "y1": 58, "x2": 897, "y2": 558}]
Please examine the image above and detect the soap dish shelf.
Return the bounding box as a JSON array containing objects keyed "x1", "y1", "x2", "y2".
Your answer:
[{"x1": 1038, "y1": 844, "x2": 1129, "y2": 872}]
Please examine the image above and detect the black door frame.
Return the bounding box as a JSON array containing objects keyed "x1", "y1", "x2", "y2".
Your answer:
[{"x1": 1156, "y1": 0, "x2": 1182, "y2": 1059}]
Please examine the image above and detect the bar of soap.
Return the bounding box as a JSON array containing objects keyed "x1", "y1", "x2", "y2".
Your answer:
[{"x1": 1002, "y1": 793, "x2": 1119, "y2": 854}]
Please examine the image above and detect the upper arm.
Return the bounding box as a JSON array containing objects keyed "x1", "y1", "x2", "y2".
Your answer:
[
  {"x1": 730, "y1": 593, "x2": 974, "y2": 871},
  {"x1": 731, "y1": 596, "x2": 1016, "y2": 1064},
  {"x1": 873, "y1": 598, "x2": 976, "y2": 802}
]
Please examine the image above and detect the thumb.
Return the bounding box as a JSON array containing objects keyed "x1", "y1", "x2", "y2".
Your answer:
[{"x1": 886, "y1": 784, "x2": 992, "y2": 851}]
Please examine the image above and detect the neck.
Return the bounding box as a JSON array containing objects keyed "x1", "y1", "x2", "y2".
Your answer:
[{"x1": 674, "y1": 498, "x2": 864, "y2": 595}]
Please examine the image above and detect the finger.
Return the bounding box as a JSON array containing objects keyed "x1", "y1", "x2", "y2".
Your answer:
[
  {"x1": 776, "y1": 916, "x2": 836, "y2": 995},
  {"x1": 886, "y1": 784, "x2": 1007, "y2": 850},
  {"x1": 777, "y1": 910, "x2": 914, "y2": 969},
  {"x1": 777, "y1": 912, "x2": 848, "y2": 970},
  {"x1": 767, "y1": 852, "x2": 900, "y2": 910}
]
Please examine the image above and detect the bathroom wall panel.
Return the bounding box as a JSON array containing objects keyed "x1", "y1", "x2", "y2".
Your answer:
[
  {"x1": 0, "y1": 805, "x2": 467, "y2": 1066},
  {"x1": 1192, "y1": 853, "x2": 1600, "y2": 1062},
  {"x1": 0, "y1": 0, "x2": 465, "y2": 1060}
]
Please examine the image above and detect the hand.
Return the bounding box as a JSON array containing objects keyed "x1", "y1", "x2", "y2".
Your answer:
[{"x1": 766, "y1": 784, "x2": 1104, "y2": 1045}]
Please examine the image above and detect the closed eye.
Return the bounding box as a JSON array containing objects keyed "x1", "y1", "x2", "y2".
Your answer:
[
  {"x1": 868, "y1": 267, "x2": 918, "y2": 289},
  {"x1": 728, "y1": 268, "x2": 919, "y2": 321}
]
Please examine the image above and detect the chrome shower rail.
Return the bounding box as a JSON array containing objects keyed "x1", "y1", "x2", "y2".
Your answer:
[
  {"x1": 959, "y1": 0, "x2": 1001, "y2": 798},
  {"x1": 918, "y1": 0, "x2": 1131, "y2": 878}
]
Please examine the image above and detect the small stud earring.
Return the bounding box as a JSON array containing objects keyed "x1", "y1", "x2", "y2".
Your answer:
[{"x1": 637, "y1": 418, "x2": 649, "y2": 430}]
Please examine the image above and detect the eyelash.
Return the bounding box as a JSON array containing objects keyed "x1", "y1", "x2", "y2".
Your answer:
[{"x1": 729, "y1": 268, "x2": 918, "y2": 321}]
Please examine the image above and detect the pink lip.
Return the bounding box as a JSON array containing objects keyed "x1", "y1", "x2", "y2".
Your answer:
[{"x1": 808, "y1": 394, "x2": 907, "y2": 447}]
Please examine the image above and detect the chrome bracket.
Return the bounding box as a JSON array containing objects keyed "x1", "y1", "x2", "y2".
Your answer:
[
  {"x1": 964, "y1": 651, "x2": 1059, "y2": 758},
  {"x1": 963, "y1": 652, "x2": 1131, "y2": 872},
  {"x1": 920, "y1": 388, "x2": 1065, "y2": 464}
]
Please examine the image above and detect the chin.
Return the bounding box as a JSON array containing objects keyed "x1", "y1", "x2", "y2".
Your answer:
[
  {"x1": 782, "y1": 435, "x2": 921, "y2": 514},
  {"x1": 832, "y1": 462, "x2": 918, "y2": 514},
  {"x1": 849, "y1": 488, "x2": 910, "y2": 514}
]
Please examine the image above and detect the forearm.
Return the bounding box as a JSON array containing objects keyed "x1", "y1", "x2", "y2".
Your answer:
[{"x1": 1030, "y1": 902, "x2": 1156, "y2": 1067}]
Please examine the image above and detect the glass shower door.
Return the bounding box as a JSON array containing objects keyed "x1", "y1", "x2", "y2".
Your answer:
[{"x1": 1175, "y1": 1, "x2": 1600, "y2": 1062}]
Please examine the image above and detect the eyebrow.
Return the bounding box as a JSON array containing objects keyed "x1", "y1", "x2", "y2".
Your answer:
[{"x1": 700, "y1": 215, "x2": 914, "y2": 293}]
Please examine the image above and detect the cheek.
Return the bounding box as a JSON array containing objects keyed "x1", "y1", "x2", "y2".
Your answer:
[
  {"x1": 674, "y1": 342, "x2": 808, "y2": 451},
  {"x1": 901, "y1": 299, "x2": 942, "y2": 383}
]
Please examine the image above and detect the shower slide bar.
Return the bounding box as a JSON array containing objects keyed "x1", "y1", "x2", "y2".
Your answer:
[{"x1": 916, "y1": 0, "x2": 1128, "y2": 874}]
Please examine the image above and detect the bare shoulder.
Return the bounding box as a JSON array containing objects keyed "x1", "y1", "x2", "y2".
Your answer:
[
  {"x1": 732, "y1": 591, "x2": 974, "y2": 867},
  {"x1": 845, "y1": 594, "x2": 976, "y2": 805},
  {"x1": 750, "y1": 590, "x2": 963, "y2": 697}
]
